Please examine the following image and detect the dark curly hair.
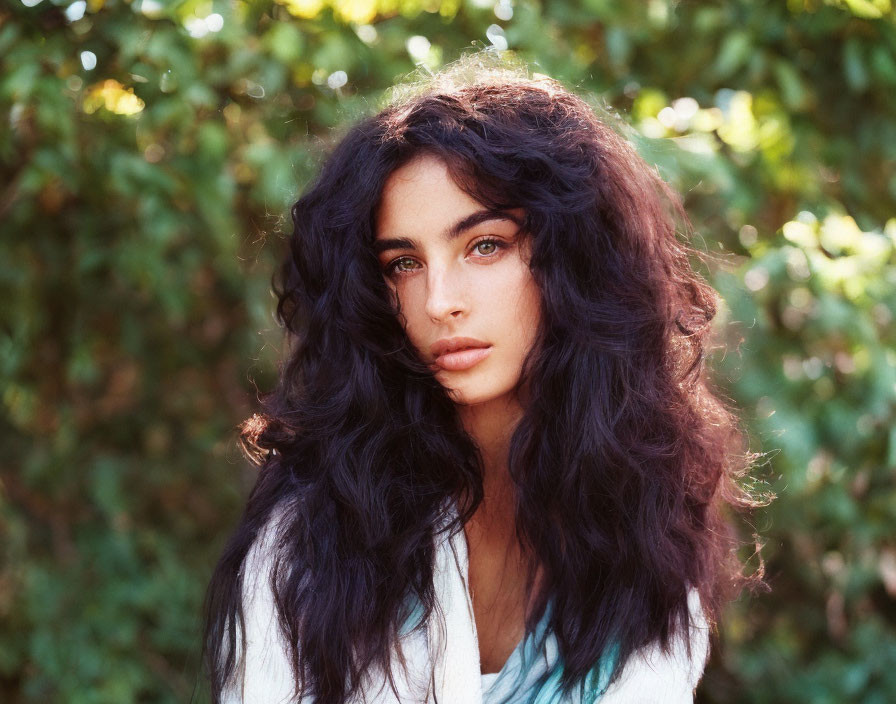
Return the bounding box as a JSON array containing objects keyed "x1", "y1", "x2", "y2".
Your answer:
[{"x1": 202, "y1": 55, "x2": 763, "y2": 704}]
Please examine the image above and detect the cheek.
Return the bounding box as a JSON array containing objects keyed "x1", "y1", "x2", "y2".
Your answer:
[
  {"x1": 516, "y1": 284, "x2": 543, "y2": 350},
  {"x1": 391, "y1": 281, "x2": 427, "y2": 344},
  {"x1": 502, "y1": 268, "x2": 541, "y2": 328}
]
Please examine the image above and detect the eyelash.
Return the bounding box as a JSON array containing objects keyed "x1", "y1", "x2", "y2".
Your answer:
[{"x1": 383, "y1": 237, "x2": 507, "y2": 277}]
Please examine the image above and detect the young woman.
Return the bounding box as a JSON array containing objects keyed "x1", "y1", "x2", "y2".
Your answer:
[{"x1": 203, "y1": 57, "x2": 760, "y2": 704}]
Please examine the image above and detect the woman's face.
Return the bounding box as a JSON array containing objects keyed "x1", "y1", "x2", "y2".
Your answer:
[{"x1": 374, "y1": 155, "x2": 542, "y2": 408}]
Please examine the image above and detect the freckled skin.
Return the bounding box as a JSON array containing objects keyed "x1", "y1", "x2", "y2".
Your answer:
[{"x1": 374, "y1": 156, "x2": 542, "y2": 409}]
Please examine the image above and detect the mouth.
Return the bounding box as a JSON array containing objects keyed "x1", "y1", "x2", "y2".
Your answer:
[{"x1": 431, "y1": 345, "x2": 492, "y2": 372}]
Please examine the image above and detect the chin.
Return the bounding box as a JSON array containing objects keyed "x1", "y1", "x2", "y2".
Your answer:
[
  {"x1": 446, "y1": 392, "x2": 484, "y2": 407},
  {"x1": 440, "y1": 381, "x2": 512, "y2": 408}
]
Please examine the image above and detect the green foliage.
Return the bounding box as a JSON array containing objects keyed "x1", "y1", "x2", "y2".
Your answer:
[{"x1": 1, "y1": 0, "x2": 894, "y2": 701}]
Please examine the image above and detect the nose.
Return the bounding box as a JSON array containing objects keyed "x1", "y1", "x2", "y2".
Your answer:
[{"x1": 424, "y1": 264, "x2": 467, "y2": 322}]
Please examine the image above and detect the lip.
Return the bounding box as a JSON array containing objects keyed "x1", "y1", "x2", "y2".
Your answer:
[{"x1": 429, "y1": 337, "x2": 492, "y2": 372}]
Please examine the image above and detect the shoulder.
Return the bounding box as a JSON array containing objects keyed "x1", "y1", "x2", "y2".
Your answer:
[
  {"x1": 222, "y1": 506, "x2": 305, "y2": 704},
  {"x1": 599, "y1": 589, "x2": 712, "y2": 704}
]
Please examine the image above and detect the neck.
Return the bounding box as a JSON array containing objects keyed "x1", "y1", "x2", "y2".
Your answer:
[
  {"x1": 457, "y1": 394, "x2": 544, "y2": 620},
  {"x1": 457, "y1": 395, "x2": 523, "y2": 538}
]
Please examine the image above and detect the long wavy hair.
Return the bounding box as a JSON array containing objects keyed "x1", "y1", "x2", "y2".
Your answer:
[{"x1": 202, "y1": 56, "x2": 763, "y2": 704}]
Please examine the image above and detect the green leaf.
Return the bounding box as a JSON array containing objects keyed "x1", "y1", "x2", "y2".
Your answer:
[
  {"x1": 714, "y1": 30, "x2": 752, "y2": 80},
  {"x1": 844, "y1": 38, "x2": 870, "y2": 92}
]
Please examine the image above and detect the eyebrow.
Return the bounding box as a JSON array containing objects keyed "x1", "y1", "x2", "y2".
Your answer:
[{"x1": 372, "y1": 209, "x2": 523, "y2": 255}]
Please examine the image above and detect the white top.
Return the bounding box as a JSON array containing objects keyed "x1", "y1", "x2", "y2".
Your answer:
[{"x1": 223, "y1": 505, "x2": 711, "y2": 703}]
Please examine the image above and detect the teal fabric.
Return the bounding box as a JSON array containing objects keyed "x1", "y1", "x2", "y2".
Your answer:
[
  {"x1": 397, "y1": 505, "x2": 619, "y2": 703},
  {"x1": 481, "y1": 600, "x2": 618, "y2": 704},
  {"x1": 399, "y1": 592, "x2": 617, "y2": 703}
]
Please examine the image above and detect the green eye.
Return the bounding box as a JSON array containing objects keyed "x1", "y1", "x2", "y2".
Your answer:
[
  {"x1": 388, "y1": 257, "x2": 417, "y2": 275},
  {"x1": 476, "y1": 241, "x2": 497, "y2": 255}
]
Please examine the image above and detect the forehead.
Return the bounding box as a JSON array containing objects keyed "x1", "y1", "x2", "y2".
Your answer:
[
  {"x1": 375, "y1": 156, "x2": 473, "y2": 230},
  {"x1": 374, "y1": 156, "x2": 524, "y2": 248}
]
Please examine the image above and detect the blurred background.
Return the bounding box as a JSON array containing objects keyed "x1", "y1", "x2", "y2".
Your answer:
[{"x1": 2, "y1": 0, "x2": 895, "y2": 702}]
